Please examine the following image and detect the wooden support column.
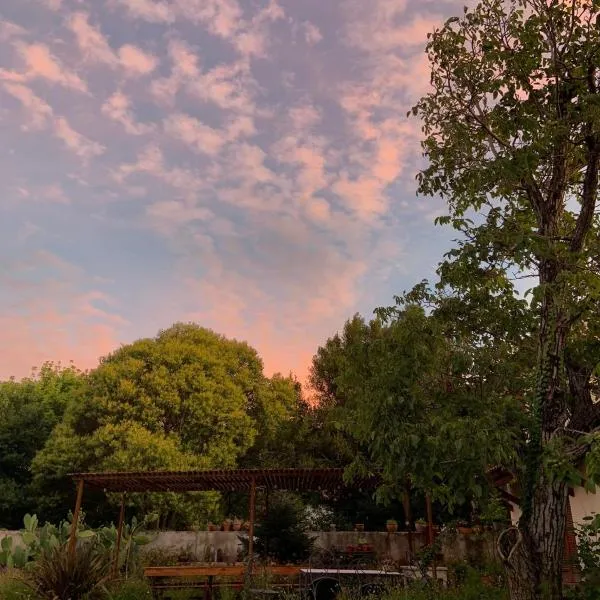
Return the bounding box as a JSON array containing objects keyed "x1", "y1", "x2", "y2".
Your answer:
[
  {"x1": 112, "y1": 494, "x2": 126, "y2": 579},
  {"x1": 426, "y1": 493, "x2": 438, "y2": 582},
  {"x1": 247, "y1": 477, "x2": 256, "y2": 569},
  {"x1": 68, "y1": 479, "x2": 85, "y2": 559},
  {"x1": 402, "y1": 490, "x2": 413, "y2": 559},
  {"x1": 425, "y1": 494, "x2": 434, "y2": 545}
]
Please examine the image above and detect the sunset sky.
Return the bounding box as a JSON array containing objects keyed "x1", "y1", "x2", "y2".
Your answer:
[{"x1": 0, "y1": 0, "x2": 463, "y2": 384}]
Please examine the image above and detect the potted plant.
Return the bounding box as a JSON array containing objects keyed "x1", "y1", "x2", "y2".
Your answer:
[
  {"x1": 222, "y1": 519, "x2": 232, "y2": 532},
  {"x1": 232, "y1": 518, "x2": 242, "y2": 532},
  {"x1": 354, "y1": 523, "x2": 365, "y2": 532},
  {"x1": 207, "y1": 522, "x2": 218, "y2": 532},
  {"x1": 415, "y1": 519, "x2": 427, "y2": 533},
  {"x1": 386, "y1": 519, "x2": 398, "y2": 533},
  {"x1": 457, "y1": 521, "x2": 472, "y2": 535}
]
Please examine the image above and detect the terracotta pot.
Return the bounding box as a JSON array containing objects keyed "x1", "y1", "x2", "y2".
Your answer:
[
  {"x1": 386, "y1": 522, "x2": 398, "y2": 533},
  {"x1": 457, "y1": 526, "x2": 473, "y2": 535},
  {"x1": 222, "y1": 520, "x2": 232, "y2": 532},
  {"x1": 232, "y1": 519, "x2": 242, "y2": 531},
  {"x1": 354, "y1": 523, "x2": 365, "y2": 532},
  {"x1": 208, "y1": 523, "x2": 218, "y2": 532},
  {"x1": 415, "y1": 523, "x2": 426, "y2": 533}
]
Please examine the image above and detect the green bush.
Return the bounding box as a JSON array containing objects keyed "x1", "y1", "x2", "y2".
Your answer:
[
  {"x1": 105, "y1": 579, "x2": 153, "y2": 600},
  {"x1": 26, "y1": 542, "x2": 110, "y2": 600},
  {"x1": 242, "y1": 496, "x2": 314, "y2": 564},
  {"x1": 0, "y1": 570, "x2": 39, "y2": 600}
]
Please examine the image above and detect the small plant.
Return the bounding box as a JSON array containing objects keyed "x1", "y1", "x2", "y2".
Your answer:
[
  {"x1": 0, "y1": 569, "x2": 39, "y2": 600},
  {"x1": 27, "y1": 542, "x2": 110, "y2": 600},
  {"x1": 0, "y1": 537, "x2": 29, "y2": 569},
  {"x1": 105, "y1": 579, "x2": 153, "y2": 600},
  {"x1": 240, "y1": 496, "x2": 314, "y2": 564},
  {"x1": 386, "y1": 519, "x2": 398, "y2": 533}
]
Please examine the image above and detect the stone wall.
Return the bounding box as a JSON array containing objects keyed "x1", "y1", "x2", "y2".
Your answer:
[{"x1": 0, "y1": 529, "x2": 497, "y2": 566}]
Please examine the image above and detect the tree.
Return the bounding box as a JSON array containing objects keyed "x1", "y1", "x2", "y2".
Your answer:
[
  {"x1": 312, "y1": 298, "x2": 526, "y2": 511},
  {"x1": 0, "y1": 363, "x2": 85, "y2": 528},
  {"x1": 31, "y1": 324, "x2": 278, "y2": 525},
  {"x1": 413, "y1": 1, "x2": 600, "y2": 597}
]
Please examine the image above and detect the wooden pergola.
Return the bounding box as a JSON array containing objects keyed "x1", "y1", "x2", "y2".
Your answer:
[{"x1": 67, "y1": 467, "x2": 385, "y2": 576}]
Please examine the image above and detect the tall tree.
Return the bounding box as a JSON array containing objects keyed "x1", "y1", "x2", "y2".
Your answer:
[
  {"x1": 312, "y1": 298, "x2": 526, "y2": 507},
  {"x1": 31, "y1": 324, "x2": 276, "y2": 525},
  {"x1": 413, "y1": 1, "x2": 600, "y2": 597},
  {"x1": 0, "y1": 363, "x2": 85, "y2": 528}
]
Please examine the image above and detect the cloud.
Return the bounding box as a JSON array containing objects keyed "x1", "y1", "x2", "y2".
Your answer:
[
  {"x1": 163, "y1": 113, "x2": 225, "y2": 155},
  {"x1": 150, "y1": 39, "x2": 200, "y2": 105},
  {"x1": 54, "y1": 117, "x2": 105, "y2": 160},
  {"x1": 146, "y1": 200, "x2": 213, "y2": 235},
  {"x1": 17, "y1": 43, "x2": 88, "y2": 92},
  {"x1": 67, "y1": 13, "x2": 161, "y2": 79},
  {"x1": 186, "y1": 60, "x2": 257, "y2": 113},
  {"x1": 0, "y1": 251, "x2": 125, "y2": 379},
  {"x1": 2, "y1": 83, "x2": 53, "y2": 130},
  {"x1": 101, "y1": 91, "x2": 154, "y2": 134},
  {"x1": 114, "y1": 0, "x2": 174, "y2": 23},
  {"x1": 303, "y1": 21, "x2": 323, "y2": 45},
  {"x1": 0, "y1": 20, "x2": 27, "y2": 41},
  {"x1": 117, "y1": 44, "x2": 158, "y2": 76},
  {"x1": 67, "y1": 12, "x2": 118, "y2": 66},
  {"x1": 37, "y1": 0, "x2": 62, "y2": 10}
]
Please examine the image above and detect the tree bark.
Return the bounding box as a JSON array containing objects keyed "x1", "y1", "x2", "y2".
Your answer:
[{"x1": 501, "y1": 477, "x2": 568, "y2": 600}]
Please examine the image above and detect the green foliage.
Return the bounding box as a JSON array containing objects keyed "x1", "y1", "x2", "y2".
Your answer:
[
  {"x1": 26, "y1": 543, "x2": 110, "y2": 600},
  {"x1": 104, "y1": 579, "x2": 153, "y2": 600},
  {"x1": 0, "y1": 537, "x2": 28, "y2": 570},
  {"x1": 570, "y1": 513, "x2": 600, "y2": 598},
  {"x1": 312, "y1": 303, "x2": 524, "y2": 509},
  {"x1": 28, "y1": 324, "x2": 298, "y2": 525},
  {"x1": 0, "y1": 363, "x2": 85, "y2": 528},
  {"x1": 0, "y1": 570, "x2": 40, "y2": 600},
  {"x1": 244, "y1": 495, "x2": 314, "y2": 564}
]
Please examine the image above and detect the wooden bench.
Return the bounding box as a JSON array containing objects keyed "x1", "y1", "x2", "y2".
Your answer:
[{"x1": 144, "y1": 565, "x2": 303, "y2": 599}]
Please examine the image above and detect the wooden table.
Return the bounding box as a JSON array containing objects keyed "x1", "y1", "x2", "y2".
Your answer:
[{"x1": 144, "y1": 565, "x2": 303, "y2": 599}]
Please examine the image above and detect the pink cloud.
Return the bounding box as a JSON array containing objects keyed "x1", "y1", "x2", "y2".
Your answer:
[
  {"x1": 163, "y1": 113, "x2": 225, "y2": 155},
  {"x1": 37, "y1": 0, "x2": 62, "y2": 10},
  {"x1": 67, "y1": 12, "x2": 118, "y2": 66},
  {"x1": 0, "y1": 251, "x2": 124, "y2": 379},
  {"x1": 168, "y1": 39, "x2": 200, "y2": 78},
  {"x1": 146, "y1": 200, "x2": 214, "y2": 235},
  {"x1": 54, "y1": 116, "x2": 105, "y2": 160},
  {"x1": 117, "y1": 44, "x2": 158, "y2": 76},
  {"x1": 2, "y1": 83, "x2": 53, "y2": 130},
  {"x1": 0, "y1": 20, "x2": 26, "y2": 41},
  {"x1": 102, "y1": 91, "x2": 154, "y2": 135},
  {"x1": 17, "y1": 43, "x2": 88, "y2": 92},
  {"x1": 303, "y1": 21, "x2": 323, "y2": 45},
  {"x1": 115, "y1": 0, "x2": 174, "y2": 23}
]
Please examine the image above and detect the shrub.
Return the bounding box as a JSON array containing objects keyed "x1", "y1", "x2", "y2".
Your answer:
[
  {"x1": 105, "y1": 579, "x2": 153, "y2": 600},
  {"x1": 26, "y1": 543, "x2": 110, "y2": 600},
  {"x1": 0, "y1": 569, "x2": 40, "y2": 600},
  {"x1": 242, "y1": 497, "x2": 314, "y2": 564}
]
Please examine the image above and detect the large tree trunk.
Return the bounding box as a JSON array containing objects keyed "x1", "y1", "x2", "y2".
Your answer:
[
  {"x1": 501, "y1": 478, "x2": 569, "y2": 600},
  {"x1": 500, "y1": 257, "x2": 570, "y2": 600}
]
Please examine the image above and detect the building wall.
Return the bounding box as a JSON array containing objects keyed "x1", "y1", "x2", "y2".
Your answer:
[
  {"x1": 570, "y1": 486, "x2": 600, "y2": 528},
  {"x1": 0, "y1": 529, "x2": 496, "y2": 566}
]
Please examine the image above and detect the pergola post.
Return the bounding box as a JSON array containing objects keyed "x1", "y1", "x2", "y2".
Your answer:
[
  {"x1": 247, "y1": 477, "x2": 256, "y2": 569},
  {"x1": 425, "y1": 493, "x2": 438, "y2": 582},
  {"x1": 112, "y1": 493, "x2": 126, "y2": 578},
  {"x1": 68, "y1": 479, "x2": 85, "y2": 559},
  {"x1": 402, "y1": 490, "x2": 413, "y2": 558}
]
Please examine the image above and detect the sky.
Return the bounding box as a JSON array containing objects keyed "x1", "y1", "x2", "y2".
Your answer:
[{"x1": 0, "y1": 0, "x2": 464, "y2": 385}]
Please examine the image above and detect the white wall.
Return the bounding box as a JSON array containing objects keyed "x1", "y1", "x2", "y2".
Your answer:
[{"x1": 570, "y1": 487, "x2": 600, "y2": 528}]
